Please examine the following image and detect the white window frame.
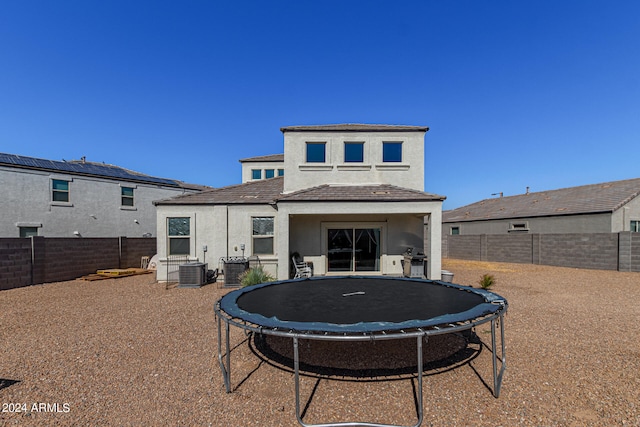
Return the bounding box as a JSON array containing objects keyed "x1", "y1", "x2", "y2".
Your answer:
[
  {"x1": 321, "y1": 221, "x2": 387, "y2": 274},
  {"x1": 167, "y1": 217, "x2": 191, "y2": 255},
  {"x1": 51, "y1": 177, "x2": 72, "y2": 205},
  {"x1": 120, "y1": 185, "x2": 136, "y2": 209},
  {"x1": 252, "y1": 216, "x2": 274, "y2": 255}
]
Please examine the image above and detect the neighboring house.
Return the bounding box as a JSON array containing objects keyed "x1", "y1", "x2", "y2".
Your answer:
[
  {"x1": 240, "y1": 154, "x2": 284, "y2": 182},
  {"x1": 443, "y1": 178, "x2": 640, "y2": 235},
  {"x1": 154, "y1": 124, "x2": 446, "y2": 281},
  {"x1": 1, "y1": 153, "x2": 206, "y2": 238}
]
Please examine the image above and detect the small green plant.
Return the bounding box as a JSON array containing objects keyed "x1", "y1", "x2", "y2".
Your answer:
[
  {"x1": 478, "y1": 273, "x2": 496, "y2": 289},
  {"x1": 239, "y1": 266, "x2": 275, "y2": 287}
]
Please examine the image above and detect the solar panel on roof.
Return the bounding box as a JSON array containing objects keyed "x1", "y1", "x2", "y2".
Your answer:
[{"x1": 0, "y1": 153, "x2": 180, "y2": 186}]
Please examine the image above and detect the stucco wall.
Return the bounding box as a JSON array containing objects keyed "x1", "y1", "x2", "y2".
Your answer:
[
  {"x1": 443, "y1": 212, "x2": 614, "y2": 236},
  {"x1": 282, "y1": 130, "x2": 425, "y2": 193},
  {"x1": 612, "y1": 195, "x2": 640, "y2": 232},
  {"x1": 241, "y1": 160, "x2": 284, "y2": 183},
  {"x1": 155, "y1": 204, "x2": 281, "y2": 280},
  {"x1": 156, "y1": 199, "x2": 442, "y2": 280},
  {"x1": 1, "y1": 167, "x2": 197, "y2": 238}
]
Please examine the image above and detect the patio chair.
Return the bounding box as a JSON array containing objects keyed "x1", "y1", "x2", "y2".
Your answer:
[{"x1": 292, "y1": 256, "x2": 312, "y2": 278}]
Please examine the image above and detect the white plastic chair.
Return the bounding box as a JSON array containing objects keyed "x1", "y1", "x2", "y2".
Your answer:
[{"x1": 292, "y1": 256, "x2": 312, "y2": 278}]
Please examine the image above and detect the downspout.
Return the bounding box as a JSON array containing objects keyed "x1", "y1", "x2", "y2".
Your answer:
[{"x1": 226, "y1": 205, "x2": 229, "y2": 259}]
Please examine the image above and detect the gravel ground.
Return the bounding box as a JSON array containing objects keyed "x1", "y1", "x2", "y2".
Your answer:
[{"x1": 1, "y1": 260, "x2": 639, "y2": 426}]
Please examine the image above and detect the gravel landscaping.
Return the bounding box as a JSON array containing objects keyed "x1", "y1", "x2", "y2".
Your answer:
[{"x1": 1, "y1": 260, "x2": 639, "y2": 426}]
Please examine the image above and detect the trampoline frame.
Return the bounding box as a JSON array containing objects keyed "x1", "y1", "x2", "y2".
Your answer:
[{"x1": 214, "y1": 277, "x2": 507, "y2": 427}]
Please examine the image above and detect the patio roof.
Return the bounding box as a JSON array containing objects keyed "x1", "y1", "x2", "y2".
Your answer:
[
  {"x1": 154, "y1": 176, "x2": 445, "y2": 205},
  {"x1": 278, "y1": 183, "x2": 445, "y2": 202}
]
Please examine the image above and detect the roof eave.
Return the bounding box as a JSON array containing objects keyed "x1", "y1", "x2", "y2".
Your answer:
[{"x1": 443, "y1": 209, "x2": 615, "y2": 223}]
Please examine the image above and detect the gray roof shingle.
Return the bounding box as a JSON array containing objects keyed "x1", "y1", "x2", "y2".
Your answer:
[
  {"x1": 155, "y1": 176, "x2": 445, "y2": 205},
  {"x1": 280, "y1": 124, "x2": 429, "y2": 132},
  {"x1": 239, "y1": 154, "x2": 284, "y2": 163},
  {"x1": 443, "y1": 178, "x2": 640, "y2": 222},
  {"x1": 154, "y1": 176, "x2": 285, "y2": 205},
  {"x1": 279, "y1": 184, "x2": 445, "y2": 202}
]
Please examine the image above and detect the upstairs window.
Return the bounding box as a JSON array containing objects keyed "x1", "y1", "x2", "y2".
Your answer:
[
  {"x1": 450, "y1": 226, "x2": 460, "y2": 235},
  {"x1": 382, "y1": 142, "x2": 402, "y2": 162},
  {"x1": 277, "y1": 169, "x2": 285, "y2": 176},
  {"x1": 631, "y1": 220, "x2": 640, "y2": 232},
  {"x1": 251, "y1": 169, "x2": 261, "y2": 180},
  {"x1": 344, "y1": 142, "x2": 364, "y2": 163},
  {"x1": 252, "y1": 217, "x2": 274, "y2": 255},
  {"x1": 306, "y1": 142, "x2": 326, "y2": 163},
  {"x1": 121, "y1": 187, "x2": 134, "y2": 207},
  {"x1": 265, "y1": 169, "x2": 275, "y2": 179},
  {"x1": 52, "y1": 179, "x2": 69, "y2": 202},
  {"x1": 168, "y1": 217, "x2": 190, "y2": 255}
]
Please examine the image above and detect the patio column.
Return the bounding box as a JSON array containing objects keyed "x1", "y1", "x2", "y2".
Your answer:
[
  {"x1": 276, "y1": 211, "x2": 290, "y2": 280},
  {"x1": 425, "y1": 210, "x2": 442, "y2": 280}
]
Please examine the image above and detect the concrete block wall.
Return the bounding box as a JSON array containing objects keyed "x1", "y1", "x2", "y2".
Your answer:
[
  {"x1": 0, "y1": 239, "x2": 32, "y2": 290},
  {"x1": 0, "y1": 237, "x2": 157, "y2": 290},
  {"x1": 444, "y1": 232, "x2": 640, "y2": 272},
  {"x1": 120, "y1": 237, "x2": 157, "y2": 268},
  {"x1": 633, "y1": 233, "x2": 640, "y2": 272},
  {"x1": 446, "y1": 235, "x2": 483, "y2": 260},
  {"x1": 487, "y1": 234, "x2": 534, "y2": 264},
  {"x1": 539, "y1": 233, "x2": 619, "y2": 271},
  {"x1": 619, "y1": 232, "x2": 640, "y2": 272},
  {"x1": 40, "y1": 238, "x2": 121, "y2": 283}
]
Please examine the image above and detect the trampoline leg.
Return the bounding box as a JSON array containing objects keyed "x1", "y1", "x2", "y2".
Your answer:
[
  {"x1": 217, "y1": 315, "x2": 232, "y2": 393},
  {"x1": 293, "y1": 337, "x2": 304, "y2": 426},
  {"x1": 491, "y1": 314, "x2": 506, "y2": 398},
  {"x1": 415, "y1": 335, "x2": 424, "y2": 426},
  {"x1": 293, "y1": 335, "x2": 424, "y2": 427}
]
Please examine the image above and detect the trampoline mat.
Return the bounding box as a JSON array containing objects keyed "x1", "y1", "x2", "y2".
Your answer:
[{"x1": 230, "y1": 277, "x2": 492, "y2": 329}]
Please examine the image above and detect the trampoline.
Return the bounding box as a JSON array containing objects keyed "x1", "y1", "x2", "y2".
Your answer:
[{"x1": 215, "y1": 276, "x2": 508, "y2": 427}]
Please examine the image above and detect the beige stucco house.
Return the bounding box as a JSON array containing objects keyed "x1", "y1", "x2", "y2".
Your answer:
[{"x1": 154, "y1": 124, "x2": 445, "y2": 281}]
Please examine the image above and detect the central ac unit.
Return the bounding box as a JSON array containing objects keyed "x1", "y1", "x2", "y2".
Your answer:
[{"x1": 178, "y1": 262, "x2": 207, "y2": 288}]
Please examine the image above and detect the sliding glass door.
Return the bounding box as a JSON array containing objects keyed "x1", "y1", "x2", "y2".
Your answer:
[{"x1": 327, "y1": 228, "x2": 380, "y2": 272}]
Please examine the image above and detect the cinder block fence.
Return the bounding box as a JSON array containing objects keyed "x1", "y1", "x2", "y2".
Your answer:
[
  {"x1": 443, "y1": 232, "x2": 640, "y2": 272},
  {"x1": 0, "y1": 237, "x2": 156, "y2": 291}
]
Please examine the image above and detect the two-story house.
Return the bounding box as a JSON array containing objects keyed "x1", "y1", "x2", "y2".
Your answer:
[
  {"x1": 154, "y1": 124, "x2": 446, "y2": 281},
  {"x1": 0, "y1": 152, "x2": 205, "y2": 238}
]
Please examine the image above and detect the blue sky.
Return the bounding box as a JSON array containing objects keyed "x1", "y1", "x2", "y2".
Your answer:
[{"x1": 2, "y1": 1, "x2": 639, "y2": 209}]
